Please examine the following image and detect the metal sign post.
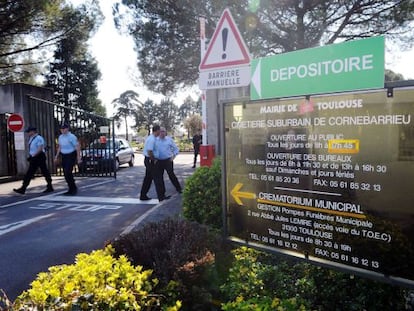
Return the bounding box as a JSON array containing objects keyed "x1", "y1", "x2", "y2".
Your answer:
[{"x1": 199, "y1": 17, "x2": 207, "y2": 145}]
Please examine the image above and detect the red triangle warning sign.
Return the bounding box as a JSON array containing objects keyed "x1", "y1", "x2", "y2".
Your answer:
[{"x1": 199, "y1": 9, "x2": 251, "y2": 70}]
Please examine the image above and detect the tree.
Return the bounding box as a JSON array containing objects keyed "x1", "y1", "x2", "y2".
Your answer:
[
  {"x1": 157, "y1": 98, "x2": 179, "y2": 133},
  {"x1": 0, "y1": 1, "x2": 98, "y2": 84},
  {"x1": 184, "y1": 114, "x2": 202, "y2": 139},
  {"x1": 112, "y1": 90, "x2": 140, "y2": 140},
  {"x1": 134, "y1": 98, "x2": 159, "y2": 135},
  {"x1": 46, "y1": 41, "x2": 104, "y2": 112},
  {"x1": 44, "y1": 1, "x2": 105, "y2": 114},
  {"x1": 178, "y1": 96, "x2": 202, "y2": 121},
  {"x1": 385, "y1": 69, "x2": 405, "y2": 81},
  {"x1": 114, "y1": 0, "x2": 414, "y2": 95}
]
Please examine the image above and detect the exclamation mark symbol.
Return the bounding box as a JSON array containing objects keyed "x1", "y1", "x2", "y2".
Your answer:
[{"x1": 222, "y1": 28, "x2": 228, "y2": 59}]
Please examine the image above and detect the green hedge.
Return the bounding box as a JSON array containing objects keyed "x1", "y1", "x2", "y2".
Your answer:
[{"x1": 182, "y1": 157, "x2": 222, "y2": 230}]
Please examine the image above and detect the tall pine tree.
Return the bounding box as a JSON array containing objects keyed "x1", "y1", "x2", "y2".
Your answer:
[{"x1": 45, "y1": 2, "x2": 105, "y2": 115}]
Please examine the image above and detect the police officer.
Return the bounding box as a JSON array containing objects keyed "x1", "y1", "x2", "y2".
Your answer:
[
  {"x1": 54, "y1": 123, "x2": 81, "y2": 195},
  {"x1": 13, "y1": 126, "x2": 53, "y2": 194}
]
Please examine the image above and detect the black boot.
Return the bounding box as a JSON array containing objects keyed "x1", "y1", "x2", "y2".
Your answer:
[
  {"x1": 13, "y1": 187, "x2": 26, "y2": 194},
  {"x1": 43, "y1": 185, "x2": 54, "y2": 193},
  {"x1": 64, "y1": 186, "x2": 77, "y2": 196}
]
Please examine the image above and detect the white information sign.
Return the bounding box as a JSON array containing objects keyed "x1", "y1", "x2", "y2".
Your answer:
[
  {"x1": 199, "y1": 66, "x2": 250, "y2": 90},
  {"x1": 14, "y1": 132, "x2": 25, "y2": 150}
]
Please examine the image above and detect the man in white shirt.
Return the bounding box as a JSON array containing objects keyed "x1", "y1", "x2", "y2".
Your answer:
[
  {"x1": 154, "y1": 127, "x2": 182, "y2": 198},
  {"x1": 139, "y1": 124, "x2": 161, "y2": 200}
]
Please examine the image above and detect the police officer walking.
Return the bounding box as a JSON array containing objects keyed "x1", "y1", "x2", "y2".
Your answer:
[
  {"x1": 54, "y1": 123, "x2": 81, "y2": 195},
  {"x1": 13, "y1": 126, "x2": 53, "y2": 194}
]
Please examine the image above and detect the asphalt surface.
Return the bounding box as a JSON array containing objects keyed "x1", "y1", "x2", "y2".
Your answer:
[
  {"x1": 0, "y1": 152, "x2": 196, "y2": 300},
  {"x1": 0, "y1": 153, "x2": 195, "y2": 226}
]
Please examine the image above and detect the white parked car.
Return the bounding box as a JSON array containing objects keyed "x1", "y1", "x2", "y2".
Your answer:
[{"x1": 80, "y1": 138, "x2": 134, "y2": 172}]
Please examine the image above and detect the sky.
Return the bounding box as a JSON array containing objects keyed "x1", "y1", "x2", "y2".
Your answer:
[
  {"x1": 78, "y1": 0, "x2": 414, "y2": 117},
  {"x1": 86, "y1": 1, "x2": 171, "y2": 116},
  {"x1": 386, "y1": 44, "x2": 414, "y2": 80}
]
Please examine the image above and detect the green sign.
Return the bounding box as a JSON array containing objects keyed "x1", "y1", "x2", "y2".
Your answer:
[{"x1": 251, "y1": 36, "x2": 384, "y2": 100}]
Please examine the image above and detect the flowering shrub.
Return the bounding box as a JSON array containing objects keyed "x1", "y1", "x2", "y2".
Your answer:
[{"x1": 13, "y1": 246, "x2": 181, "y2": 311}]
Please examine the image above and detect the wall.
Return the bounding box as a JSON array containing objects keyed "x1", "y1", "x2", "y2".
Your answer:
[{"x1": 0, "y1": 83, "x2": 53, "y2": 178}]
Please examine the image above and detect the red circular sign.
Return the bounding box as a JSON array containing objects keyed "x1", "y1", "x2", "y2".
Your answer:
[{"x1": 7, "y1": 114, "x2": 24, "y2": 132}]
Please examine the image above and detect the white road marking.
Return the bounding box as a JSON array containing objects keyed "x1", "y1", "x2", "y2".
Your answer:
[
  {"x1": 30, "y1": 202, "x2": 123, "y2": 212},
  {"x1": 1, "y1": 179, "x2": 115, "y2": 209},
  {"x1": 121, "y1": 205, "x2": 160, "y2": 235},
  {"x1": 40, "y1": 196, "x2": 158, "y2": 205},
  {"x1": 0, "y1": 213, "x2": 55, "y2": 237}
]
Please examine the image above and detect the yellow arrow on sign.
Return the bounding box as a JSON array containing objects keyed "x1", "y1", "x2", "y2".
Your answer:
[{"x1": 231, "y1": 183, "x2": 256, "y2": 205}]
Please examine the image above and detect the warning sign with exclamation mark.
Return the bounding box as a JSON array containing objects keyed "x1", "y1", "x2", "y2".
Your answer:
[
  {"x1": 199, "y1": 9, "x2": 250, "y2": 70},
  {"x1": 222, "y1": 28, "x2": 228, "y2": 60}
]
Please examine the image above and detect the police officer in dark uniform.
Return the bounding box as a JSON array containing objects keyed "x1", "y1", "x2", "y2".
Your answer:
[{"x1": 13, "y1": 126, "x2": 53, "y2": 194}]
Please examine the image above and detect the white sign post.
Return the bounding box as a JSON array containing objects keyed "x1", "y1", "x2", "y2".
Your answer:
[{"x1": 199, "y1": 17, "x2": 207, "y2": 145}]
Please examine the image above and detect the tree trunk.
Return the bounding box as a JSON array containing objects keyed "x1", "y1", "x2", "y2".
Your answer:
[{"x1": 124, "y1": 116, "x2": 128, "y2": 141}]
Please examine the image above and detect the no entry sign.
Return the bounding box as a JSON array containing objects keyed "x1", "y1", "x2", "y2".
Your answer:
[{"x1": 7, "y1": 114, "x2": 24, "y2": 132}]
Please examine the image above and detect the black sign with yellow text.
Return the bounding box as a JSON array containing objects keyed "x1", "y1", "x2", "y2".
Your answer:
[{"x1": 224, "y1": 86, "x2": 414, "y2": 286}]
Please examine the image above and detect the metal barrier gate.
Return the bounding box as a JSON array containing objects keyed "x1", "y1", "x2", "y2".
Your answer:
[
  {"x1": 27, "y1": 96, "x2": 116, "y2": 178},
  {"x1": 0, "y1": 114, "x2": 17, "y2": 178}
]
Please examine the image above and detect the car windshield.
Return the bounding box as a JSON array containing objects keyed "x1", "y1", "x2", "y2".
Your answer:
[{"x1": 89, "y1": 140, "x2": 117, "y2": 150}]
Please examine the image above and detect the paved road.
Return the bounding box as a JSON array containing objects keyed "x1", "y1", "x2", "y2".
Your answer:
[{"x1": 0, "y1": 153, "x2": 195, "y2": 300}]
